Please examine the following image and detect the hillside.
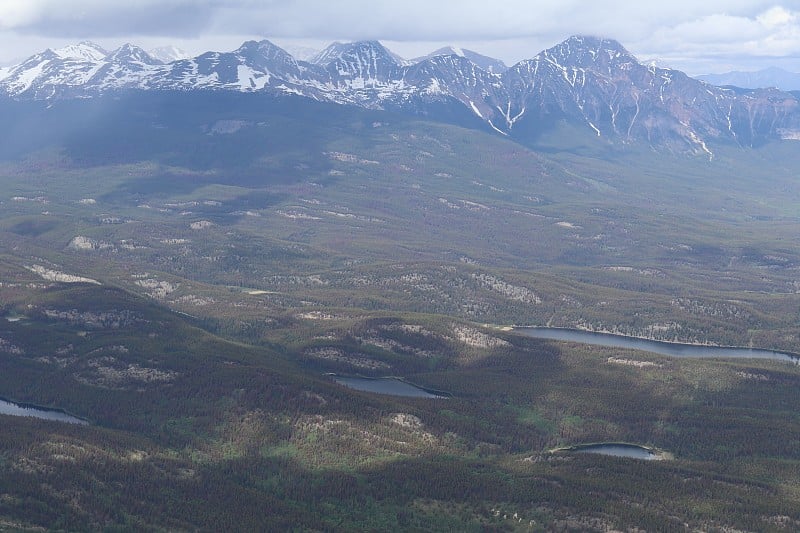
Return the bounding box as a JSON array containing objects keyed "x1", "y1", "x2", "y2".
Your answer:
[
  {"x1": 0, "y1": 79, "x2": 799, "y2": 529},
  {"x1": 2, "y1": 254, "x2": 800, "y2": 530},
  {"x1": 2, "y1": 92, "x2": 800, "y2": 348}
]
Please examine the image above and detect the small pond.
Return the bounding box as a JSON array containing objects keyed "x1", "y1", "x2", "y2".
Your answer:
[
  {"x1": 3, "y1": 312, "x2": 27, "y2": 323},
  {"x1": 517, "y1": 327, "x2": 800, "y2": 364},
  {"x1": 0, "y1": 398, "x2": 88, "y2": 425},
  {"x1": 333, "y1": 376, "x2": 446, "y2": 398},
  {"x1": 567, "y1": 443, "x2": 659, "y2": 460}
]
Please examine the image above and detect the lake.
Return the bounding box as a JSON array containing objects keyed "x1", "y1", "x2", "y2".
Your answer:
[
  {"x1": 517, "y1": 327, "x2": 800, "y2": 364},
  {"x1": 0, "y1": 398, "x2": 88, "y2": 425},
  {"x1": 568, "y1": 443, "x2": 659, "y2": 460},
  {"x1": 333, "y1": 376, "x2": 446, "y2": 398}
]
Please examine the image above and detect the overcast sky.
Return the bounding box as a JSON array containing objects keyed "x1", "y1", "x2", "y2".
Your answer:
[{"x1": 0, "y1": 1, "x2": 799, "y2": 74}]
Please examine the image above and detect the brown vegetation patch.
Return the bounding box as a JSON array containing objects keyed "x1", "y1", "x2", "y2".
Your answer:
[
  {"x1": 73, "y1": 357, "x2": 178, "y2": 388},
  {"x1": 304, "y1": 347, "x2": 390, "y2": 370}
]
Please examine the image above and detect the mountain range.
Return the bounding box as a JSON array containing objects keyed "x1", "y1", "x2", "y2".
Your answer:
[
  {"x1": 698, "y1": 67, "x2": 800, "y2": 92},
  {"x1": 1, "y1": 36, "x2": 799, "y2": 153}
]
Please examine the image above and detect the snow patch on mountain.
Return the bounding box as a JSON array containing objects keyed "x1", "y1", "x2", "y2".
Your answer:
[
  {"x1": 5, "y1": 58, "x2": 48, "y2": 94},
  {"x1": 237, "y1": 65, "x2": 270, "y2": 90}
]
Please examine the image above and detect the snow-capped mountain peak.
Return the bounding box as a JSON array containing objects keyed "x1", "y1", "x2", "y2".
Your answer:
[
  {"x1": 235, "y1": 39, "x2": 296, "y2": 66},
  {"x1": 147, "y1": 45, "x2": 190, "y2": 64},
  {"x1": 312, "y1": 40, "x2": 398, "y2": 67},
  {"x1": 413, "y1": 47, "x2": 508, "y2": 74},
  {"x1": 52, "y1": 41, "x2": 108, "y2": 62},
  {"x1": 540, "y1": 35, "x2": 636, "y2": 71},
  {"x1": 416, "y1": 46, "x2": 467, "y2": 60},
  {"x1": 315, "y1": 40, "x2": 403, "y2": 88},
  {"x1": 309, "y1": 42, "x2": 347, "y2": 66},
  {"x1": 107, "y1": 44, "x2": 161, "y2": 65}
]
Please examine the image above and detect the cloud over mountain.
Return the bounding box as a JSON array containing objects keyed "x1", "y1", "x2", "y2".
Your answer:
[{"x1": 0, "y1": 1, "x2": 798, "y2": 74}]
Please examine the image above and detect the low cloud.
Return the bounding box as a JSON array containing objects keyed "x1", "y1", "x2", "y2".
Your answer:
[
  {"x1": 0, "y1": 0, "x2": 215, "y2": 37},
  {"x1": 636, "y1": 6, "x2": 800, "y2": 72}
]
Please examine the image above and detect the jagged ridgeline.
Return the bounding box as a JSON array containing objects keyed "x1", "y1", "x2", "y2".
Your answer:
[{"x1": 1, "y1": 35, "x2": 799, "y2": 152}]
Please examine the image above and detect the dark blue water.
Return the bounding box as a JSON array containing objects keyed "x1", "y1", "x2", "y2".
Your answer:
[
  {"x1": 0, "y1": 399, "x2": 88, "y2": 425},
  {"x1": 333, "y1": 377, "x2": 445, "y2": 398},
  {"x1": 518, "y1": 327, "x2": 799, "y2": 364}
]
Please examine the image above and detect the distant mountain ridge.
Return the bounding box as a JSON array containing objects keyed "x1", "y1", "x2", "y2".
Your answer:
[
  {"x1": 697, "y1": 67, "x2": 800, "y2": 92},
  {"x1": 411, "y1": 47, "x2": 508, "y2": 74},
  {"x1": 1, "y1": 36, "x2": 798, "y2": 153},
  {"x1": 147, "y1": 45, "x2": 190, "y2": 63}
]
